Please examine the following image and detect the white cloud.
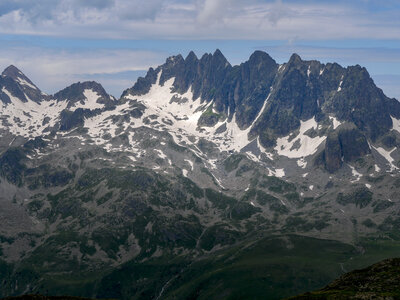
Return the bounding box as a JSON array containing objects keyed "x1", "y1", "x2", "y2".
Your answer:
[
  {"x1": 196, "y1": 0, "x2": 232, "y2": 24},
  {"x1": 0, "y1": 46, "x2": 166, "y2": 96},
  {"x1": 0, "y1": 0, "x2": 398, "y2": 40},
  {"x1": 0, "y1": 1, "x2": 398, "y2": 98}
]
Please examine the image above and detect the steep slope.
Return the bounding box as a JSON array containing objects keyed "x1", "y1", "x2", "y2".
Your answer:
[
  {"x1": 119, "y1": 50, "x2": 400, "y2": 174},
  {"x1": 0, "y1": 51, "x2": 399, "y2": 299},
  {"x1": 0, "y1": 72, "x2": 114, "y2": 139},
  {"x1": 54, "y1": 81, "x2": 116, "y2": 131},
  {"x1": 0, "y1": 66, "x2": 64, "y2": 138},
  {"x1": 1, "y1": 65, "x2": 46, "y2": 103}
]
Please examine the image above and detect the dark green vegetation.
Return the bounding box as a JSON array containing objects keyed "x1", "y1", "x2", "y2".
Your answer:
[
  {"x1": 336, "y1": 186, "x2": 373, "y2": 208},
  {"x1": 289, "y1": 257, "x2": 400, "y2": 299},
  {"x1": 160, "y1": 235, "x2": 400, "y2": 299},
  {"x1": 1, "y1": 146, "x2": 399, "y2": 299},
  {"x1": 2, "y1": 235, "x2": 400, "y2": 300}
]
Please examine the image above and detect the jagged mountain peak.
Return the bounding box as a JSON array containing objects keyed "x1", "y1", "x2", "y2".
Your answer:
[
  {"x1": 2, "y1": 50, "x2": 399, "y2": 175},
  {"x1": 212, "y1": 48, "x2": 228, "y2": 63},
  {"x1": 2, "y1": 65, "x2": 39, "y2": 91},
  {"x1": 0, "y1": 65, "x2": 45, "y2": 104},
  {"x1": 248, "y1": 50, "x2": 276, "y2": 64},
  {"x1": 121, "y1": 49, "x2": 400, "y2": 144},
  {"x1": 185, "y1": 50, "x2": 198, "y2": 61},
  {"x1": 199, "y1": 49, "x2": 231, "y2": 68},
  {"x1": 53, "y1": 81, "x2": 111, "y2": 103},
  {"x1": 165, "y1": 54, "x2": 184, "y2": 66},
  {"x1": 2, "y1": 64, "x2": 25, "y2": 79},
  {"x1": 53, "y1": 81, "x2": 116, "y2": 132},
  {"x1": 288, "y1": 53, "x2": 303, "y2": 64}
]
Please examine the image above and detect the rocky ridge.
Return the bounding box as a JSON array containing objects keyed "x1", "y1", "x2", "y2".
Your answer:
[{"x1": 0, "y1": 51, "x2": 399, "y2": 299}]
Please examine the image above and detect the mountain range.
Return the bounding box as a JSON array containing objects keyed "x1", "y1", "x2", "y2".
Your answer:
[{"x1": 0, "y1": 50, "x2": 400, "y2": 299}]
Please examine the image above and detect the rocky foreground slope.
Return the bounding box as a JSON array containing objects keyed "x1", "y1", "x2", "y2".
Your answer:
[
  {"x1": 289, "y1": 258, "x2": 400, "y2": 299},
  {"x1": 0, "y1": 50, "x2": 400, "y2": 299}
]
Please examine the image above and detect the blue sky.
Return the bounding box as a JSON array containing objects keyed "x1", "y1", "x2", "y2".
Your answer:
[{"x1": 0, "y1": 0, "x2": 399, "y2": 99}]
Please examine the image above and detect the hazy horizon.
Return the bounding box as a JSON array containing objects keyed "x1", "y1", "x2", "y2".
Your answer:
[{"x1": 0, "y1": 0, "x2": 399, "y2": 99}]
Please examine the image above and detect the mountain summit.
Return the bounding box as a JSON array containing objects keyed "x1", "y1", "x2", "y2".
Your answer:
[
  {"x1": 1, "y1": 65, "x2": 45, "y2": 103},
  {"x1": 2, "y1": 65, "x2": 32, "y2": 82}
]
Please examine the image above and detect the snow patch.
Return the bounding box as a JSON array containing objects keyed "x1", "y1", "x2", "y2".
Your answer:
[
  {"x1": 70, "y1": 89, "x2": 104, "y2": 111},
  {"x1": 273, "y1": 168, "x2": 285, "y2": 178},
  {"x1": 79, "y1": 70, "x2": 267, "y2": 157},
  {"x1": 372, "y1": 145, "x2": 398, "y2": 171},
  {"x1": 210, "y1": 172, "x2": 226, "y2": 189},
  {"x1": 337, "y1": 75, "x2": 344, "y2": 92},
  {"x1": 155, "y1": 149, "x2": 167, "y2": 160},
  {"x1": 184, "y1": 159, "x2": 194, "y2": 170},
  {"x1": 391, "y1": 116, "x2": 400, "y2": 133},
  {"x1": 16, "y1": 77, "x2": 37, "y2": 90},
  {"x1": 0, "y1": 87, "x2": 67, "y2": 137},
  {"x1": 297, "y1": 158, "x2": 307, "y2": 168},
  {"x1": 348, "y1": 164, "x2": 362, "y2": 182},
  {"x1": 275, "y1": 117, "x2": 326, "y2": 158}
]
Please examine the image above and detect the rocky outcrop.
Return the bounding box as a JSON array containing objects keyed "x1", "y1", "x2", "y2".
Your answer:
[
  {"x1": 289, "y1": 258, "x2": 400, "y2": 299},
  {"x1": 319, "y1": 126, "x2": 371, "y2": 173}
]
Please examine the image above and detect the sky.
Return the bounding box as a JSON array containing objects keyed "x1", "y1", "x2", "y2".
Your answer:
[{"x1": 0, "y1": 0, "x2": 399, "y2": 99}]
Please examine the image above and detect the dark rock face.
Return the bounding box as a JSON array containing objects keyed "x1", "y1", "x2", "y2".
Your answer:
[
  {"x1": 339, "y1": 127, "x2": 371, "y2": 162},
  {"x1": 228, "y1": 51, "x2": 278, "y2": 128},
  {"x1": 120, "y1": 50, "x2": 400, "y2": 170},
  {"x1": 121, "y1": 67, "x2": 158, "y2": 97},
  {"x1": 197, "y1": 105, "x2": 222, "y2": 127},
  {"x1": 325, "y1": 65, "x2": 399, "y2": 141},
  {"x1": 59, "y1": 108, "x2": 99, "y2": 131},
  {"x1": 124, "y1": 50, "x2": 399, "y2": 157},
  {"x1": 54, "y1": 81, "x2": 114, "y2": 131},
  {"x1": 2, "y1": 51, "x2": 398, "y2": 175},
  {"x1": 1, "y1": 65, "x2": 46, "y2": 103},
  {"x1": 324, "y1": 131, "x2": 342, "y2": 173},
  {"x1": 321, "y1": 127, "x2": 371, "y2": 173},
  {"x1": 0, "y1": 148, "x2": 26, "y2": 186},
  {"x1": 121, "y1": 49, "x2": 278, "y2": 130},
  {"x1": 54, "y1": 81, "x2": 113, "y2": 107},
  {"x1": 2, "y1": 65, "x2": 30, "y2": 80},
  {"x1": 0, "y1": 76, "x2": 27, "y2": 104}
]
